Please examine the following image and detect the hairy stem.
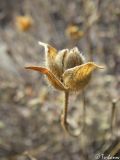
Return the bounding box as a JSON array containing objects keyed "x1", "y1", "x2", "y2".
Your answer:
[
  {"x1": 61, "y1": 91, "x2": 69, "y2": 132},
  {"x1": 61, "y1": 91, "x2": 83, "y2": 137}
]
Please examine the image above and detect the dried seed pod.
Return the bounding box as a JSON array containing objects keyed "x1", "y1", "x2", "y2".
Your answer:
[
  {"x1": 25, "y1": 42, "x2": 104, "y2": 137},
  {"x1": 64, "y1": 47, "x2": 85, "y2": 70},
  {"x1": 63, "y1": 62, "x2": 104, "y2": 91}
]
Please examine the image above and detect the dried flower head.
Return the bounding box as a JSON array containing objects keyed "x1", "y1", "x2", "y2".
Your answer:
[
  {"x1": 15, "y1": 15, "x2": 33, "y2": 31},
  {"x1": 26, "y1": 42, "x2": 103, "y2": 91},
  {"x1": 66, "y1": 25, "x2": 84, "y2": 40},
  {"x1": 25, "y1": 42, "x2": 104, "y2": 137}
]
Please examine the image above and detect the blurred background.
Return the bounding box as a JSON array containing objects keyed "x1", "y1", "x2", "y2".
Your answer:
[{"x1": 0, "y1": 0, "x2": 120, "y2": 159}]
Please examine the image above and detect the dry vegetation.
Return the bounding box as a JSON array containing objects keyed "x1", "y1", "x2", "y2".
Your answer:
[{"x1": 0, "y1": 0, "x2": 120, "y2": 160}]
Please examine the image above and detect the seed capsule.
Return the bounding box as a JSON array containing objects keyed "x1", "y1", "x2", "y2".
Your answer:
[
  {"x1": 27, "y1": 42, "x2": 104, "y2": 92},
  {"x1": 64, "y1": 47, "x2": 85, "y2": 70},
  {"x1": 55, "y1": 49, "x2": 68, "y2": 80}
]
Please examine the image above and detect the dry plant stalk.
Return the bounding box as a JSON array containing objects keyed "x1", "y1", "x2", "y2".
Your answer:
[
  {"x1": 23, "y1": 151, "x2": 37, "y2": 160},
  {"x1": 110, "y1": 97, "x2": 120, "y2": 135},
  {"x1": 25, "y1": 41, "x2": 104, "y2": 137},
  {"x1": 110, "y1": 142, "x2": 120, "y2": 157}
]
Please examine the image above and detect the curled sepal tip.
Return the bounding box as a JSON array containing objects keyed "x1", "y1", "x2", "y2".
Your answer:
[
  {"x1": 38, "y1": 41, "x2": 47, "y2": 47},
  {"x1": 38, "y1": 41, "x2": 57, "y2": 56}
]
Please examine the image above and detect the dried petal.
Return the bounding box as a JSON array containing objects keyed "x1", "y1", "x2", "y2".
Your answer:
[
  {"x1": 63, "y1": 62, "x2": 104, "y2": 91},
  {"x1": 38, "y1": 41, "x2": 57, "y2": 60},
  {"x1": 55, "y1": 49, "x2": 69, "y2": 75},
  {"x1": 25, "y1": 66, "x2": 66, "y2": 91},
  {"x1": 38, "y1": 41, "x2": 62, "y2": 80}
]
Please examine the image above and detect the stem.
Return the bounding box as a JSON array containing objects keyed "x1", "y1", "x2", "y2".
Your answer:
[
  {"x1": 61, "y1": 91, "x2": 69, "y2": 132},
  {"x1": 110, "y1": 96, "x2": 120, "y2": 135},
  {"x1": 61, "y1": 91, "x2": 83, "y2": 137},
  {"x1": 82, "y1": 90, "x2": 86, "y2": 130},
  {"x1": 110, "y1": 99, "x2": 117, "y2": 134},
  {"x1": 64, "y1": 91, "x2": 69, "y2": 123}
]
